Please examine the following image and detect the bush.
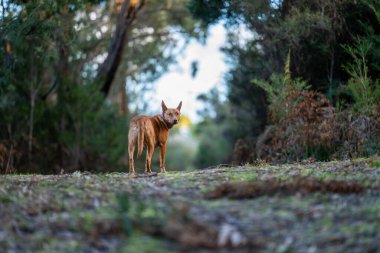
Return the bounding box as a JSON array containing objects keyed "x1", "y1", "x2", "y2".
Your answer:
[
  {"x1": 256, "y1": 88, "x2": 338, "y2": 162},
  {"x1": 254, "y1": 47, "x2": 380, "y2": 162}
]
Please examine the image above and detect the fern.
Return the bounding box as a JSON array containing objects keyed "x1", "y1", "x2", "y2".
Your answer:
[{"x1": 284, "y1": 50, "x2": 292, "y2": 84}]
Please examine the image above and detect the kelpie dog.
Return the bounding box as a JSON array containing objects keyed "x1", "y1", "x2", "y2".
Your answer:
[{"x1": 128, "y1": 100, "x2": 182, "y2": 174}]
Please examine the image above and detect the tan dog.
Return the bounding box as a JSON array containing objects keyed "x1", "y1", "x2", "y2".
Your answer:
[{"x1": 128, "y1": 100, "x2": 182, "y2": 174}]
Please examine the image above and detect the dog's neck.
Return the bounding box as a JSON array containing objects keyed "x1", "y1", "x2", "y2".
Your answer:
[{"x1": 159, "y1": 114, "x2": 173, "y2": 129}]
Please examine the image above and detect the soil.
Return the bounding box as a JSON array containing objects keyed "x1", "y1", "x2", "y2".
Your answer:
[{"x1": 1, "y1": 158, "x2": 380, "y2": 252}]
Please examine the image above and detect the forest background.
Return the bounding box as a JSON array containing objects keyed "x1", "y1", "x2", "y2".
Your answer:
[{"x1": 1, "y1": 0, "x2": 379, "y2": 174}]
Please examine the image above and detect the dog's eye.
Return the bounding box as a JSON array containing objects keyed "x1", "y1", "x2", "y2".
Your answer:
[{"x1": 168, "y1": 113, "x2": 173, "y2": 116}]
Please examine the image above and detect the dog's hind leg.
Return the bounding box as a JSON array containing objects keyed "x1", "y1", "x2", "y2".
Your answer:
[
  {"x1": 128, "y1": 144, "x2": 135, "y2": 174},
  {"x1": 144, "y1": 141, "x2": 154, "y2": 173},
  {"x1": 128, "y1": 127, "x2": 137, "y2": 174}
]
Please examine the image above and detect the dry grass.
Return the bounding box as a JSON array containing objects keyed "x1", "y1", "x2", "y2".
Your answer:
[{"x1": 205, "y1": 177, "x2": 366, "y2": 199}]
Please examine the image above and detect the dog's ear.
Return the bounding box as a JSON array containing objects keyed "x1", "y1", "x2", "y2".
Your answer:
[
  {"x1": 177, "y1": 101, "x2": 182, "y2": 112},
  {"x1": 161, "y1": 100, "x2": 168, "y2": 112}
]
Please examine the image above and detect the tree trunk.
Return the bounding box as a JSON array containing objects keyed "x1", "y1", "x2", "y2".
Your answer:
[
  {"x1": 118, "y1": 80, "x2": 128, "y2": 116},
  {"x1": 97, "y1": 0, "x2": 144, "y2": 97}
]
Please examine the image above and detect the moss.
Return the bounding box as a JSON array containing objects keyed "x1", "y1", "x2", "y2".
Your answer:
[
  {"x1": 227, "y1": 172, "x2": 257, "y2": 182},
  {"x1": 300, "y1": 168, "x2": 313, "y2": 176},
  {"x1": 339, "y1": 222, "x2": 380, "y2": 236},
  {"x1": 314, "y1": 172, "x2": 336, "y2": 180},
  {"x1": 120, "y1": 233, "x2": 174, "y2": 253},
  {"x1": 360, "y1": 203, "x2": 380, "y2": 216},
  {"x1": 369, "y1": 159, "x2": 380, "y2": 168},
  {"x1": 39, "y1": 239, "x2": 82, "y2": 253},
  {"x1": 0, "y1": 194, "x2": 13, "y2": 203}
]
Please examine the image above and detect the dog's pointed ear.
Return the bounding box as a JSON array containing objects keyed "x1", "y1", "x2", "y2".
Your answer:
[
  {"x1": 177, "y1": 101, "x2": 182, "y2": 112},
  {"x1": 161, "y1": 100, "x2": 168, "y2": 112}
]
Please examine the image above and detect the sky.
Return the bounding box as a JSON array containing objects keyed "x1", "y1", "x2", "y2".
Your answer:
[{"x1": 151, "y1": 23, "x2": 228, "y2": 123}]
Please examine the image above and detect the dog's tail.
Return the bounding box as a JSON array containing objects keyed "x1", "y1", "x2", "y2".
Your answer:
[{"x1": 137, "y1": 121, "x2": 144, "y2": 158}]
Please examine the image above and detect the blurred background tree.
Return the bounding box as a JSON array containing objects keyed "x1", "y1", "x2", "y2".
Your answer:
[
  {"x1": 0, "y1": 0, "x2": 203, "y2": 173},
  {"x1": 1, "y1": 0, "x2": 379, "y2": 173}
]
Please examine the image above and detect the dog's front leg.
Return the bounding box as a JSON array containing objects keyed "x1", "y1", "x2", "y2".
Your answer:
[{"x1": 160, "y1": 143, "x2": 166, "y2": 173}]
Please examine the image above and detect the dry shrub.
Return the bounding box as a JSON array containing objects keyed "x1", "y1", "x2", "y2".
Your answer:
[
  {"x1": 335, "y1": 110, "x2": 380, "y2": 158},
  {"x1": 257, "y1": 89, "x2": 338, "y2": 162},
  {"x1": 256, "y1": 83, "x2": 380, "y2": 162},
  {"x1": 282, "y1": 90, "x2": 337, "y2": 151},
  {"x1": 231, "y1": 139, "x2": 252, "y2": 165},
  {"x1": 205, "y1": 177, "x2": 366, "y2": 200},
  {"x1": 255, "y1": 41, "x2": 380, "y2": 162}
]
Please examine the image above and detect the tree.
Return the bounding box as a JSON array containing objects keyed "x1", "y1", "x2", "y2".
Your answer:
[
  {"x1": 97, "y1": 0, "x2": 144, "y2": 97},
  {"x1": 0, "y1": 0, "x2": 204, "y2": 172}
]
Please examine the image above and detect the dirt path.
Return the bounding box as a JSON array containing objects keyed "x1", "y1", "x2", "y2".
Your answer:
[{"x1": 1, "y1": 159, "x2": 380, "y2": 252}]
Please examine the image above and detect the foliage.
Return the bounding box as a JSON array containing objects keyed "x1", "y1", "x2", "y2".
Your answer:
[
  {"x1": 56, "y1": 86, "x2": 128, "y2": 172},
  {"x1": 343, "y1": 39, "x2": 380, "y2": 115},
  {"x1": 0, "y1": 0, "x2": 127, "y2": 172},
  {"x1": 186, "y1": 0, "x2": 225, "y2": 26},
  {"x1": 0, "y1": 0, "x2": 203, "y2": 173},
  {"x1": 189, "y1": 0, "x2": 380, "y2": 87},
  {"x1": 254, "y1": 49, "x2": 380, "y2": 162},
  {"x1": 189, "y1": 0, "x2": 380, "y2": 164},
  {"x1": 252, "y1": 55, "x2": 310, "y2": 123},
  {"x1": 256, "y1": 84, "x2": 338, "y2": 161},
  {"x1": 255, "y1": 72, "x2": 380, "y2": 162}
]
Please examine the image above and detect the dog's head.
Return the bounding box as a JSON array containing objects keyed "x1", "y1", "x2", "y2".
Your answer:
[{"x1": 161, "y1": 100, "x2": 182, "y2": 128}]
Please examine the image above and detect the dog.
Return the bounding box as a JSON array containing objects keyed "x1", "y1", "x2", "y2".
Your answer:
[{"x1": 128, "y1": 100, "x2": 182, "y2": 174}]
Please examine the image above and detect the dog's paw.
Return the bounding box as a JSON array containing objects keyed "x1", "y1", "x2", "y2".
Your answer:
[
  {"x1": 144, "y1": 168, "x2": 152, "y2": 173},
  {"x1": 140, "y1": 172, "x2": 158, "y2": 177}
]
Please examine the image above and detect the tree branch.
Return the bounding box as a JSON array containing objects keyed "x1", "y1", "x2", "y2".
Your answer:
[{"x1": 97, "y1": 0, "x2": 145, "y2": 97}]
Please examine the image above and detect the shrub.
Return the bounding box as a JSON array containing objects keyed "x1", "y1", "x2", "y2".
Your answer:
[
  {"x1": 256, "y1": 89, "x2": 338, "y2": 162},
  {"x1": 252, "y1": 52, "x2": 310, "y2": 123},
  {"x1": 343, "y1": 39, "x2": 380, "y2": 116},
  {"x1": 254, "y1": 46, "x2": 380, "y2": 162}
]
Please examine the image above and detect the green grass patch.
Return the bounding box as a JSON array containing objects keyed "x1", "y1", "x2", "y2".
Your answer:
[
  {"x1": 227, "y1": 172, "x2": 257, "y2": 182},
  {"x1": 121, "y1": 233, "x2": 174, "y2": 253},
  {"x1": 0, "y1": 194, "x2": 13, "y2": 203},
  {"x1": 370, "y1": 159, "x2": 380, "y2": 168}
]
